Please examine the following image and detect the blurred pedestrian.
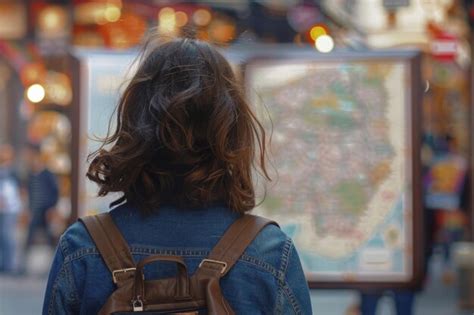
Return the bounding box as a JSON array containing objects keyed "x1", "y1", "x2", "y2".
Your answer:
[
  {"x1": 0, "y1": 144, "x2": 22, "y2": 274},
  {"x1": 424, "y1": 134, "x2": 468, "y2": 283},
  {"x1": 359, "y1": 290, "x2": 414, "y2": 315},
  {"x1": 22, "y1": 143, "x2": 58, "y2": 269}
]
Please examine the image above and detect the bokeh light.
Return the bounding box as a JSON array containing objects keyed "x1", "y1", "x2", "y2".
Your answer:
[
  {"x1": 38, "y1": 6, "x2": 67, "y2": 33},
  {"x1": 175, "y1": 11, "x2": 188, "y2": 27},
  {"x1": 193, "y1": 9, "x2": 212, "y2": 26},
  {"x1": 158, "y1": 7, "x2": 176, "y2": 34},
  {"x1": 26, "y1": 84, "x2": 46, "y2": 103},
  {"x1": 104, "y1": 5, "x2": 121, "y2": 23},
  {"x1": 45, "y1": 72, "x2": 72, "y2": 106},
  {"x1": 310, "y1": 25, "x2": 327, "y2": 41},
  {"x1": 315, "y1": 34, "x2": 334, "y2": 53},
  {"x1": 208, "y1": 18, "x2": 236, "y2": 44}
]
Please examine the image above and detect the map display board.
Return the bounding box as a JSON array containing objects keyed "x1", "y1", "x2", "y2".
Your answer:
[
  {"x1": 71, "y1": 51, "x2": 137, "y2": 217},
  {"x1": 245, "y1": 52, "x2": 423, "y2": 288}
]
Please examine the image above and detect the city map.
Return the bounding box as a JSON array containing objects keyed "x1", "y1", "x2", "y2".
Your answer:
[{"x1": 246, "y1": 59, "x2": 413, "y2": 282}]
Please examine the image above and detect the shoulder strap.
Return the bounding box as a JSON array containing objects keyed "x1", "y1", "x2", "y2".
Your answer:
[
  {"x1": 79, "y1": 213, "x2": 135, "y2": 284},
  {"x1": 199, "y1": 214, "x2": 277, "y2": 277}
]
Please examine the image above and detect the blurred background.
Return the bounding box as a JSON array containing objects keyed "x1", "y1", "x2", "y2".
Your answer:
[{"x1": 1, "y1": 0, "x2": 474, "y2": 314}]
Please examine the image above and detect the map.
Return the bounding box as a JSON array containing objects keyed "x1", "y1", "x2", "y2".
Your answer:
[{"x1": 246, "y1": 59, "x2": 414, "y2": 283}]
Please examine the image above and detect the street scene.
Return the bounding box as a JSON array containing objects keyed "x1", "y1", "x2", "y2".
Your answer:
[{"x1": 1, "y1": 1, "x2": 474, "y2": 314}]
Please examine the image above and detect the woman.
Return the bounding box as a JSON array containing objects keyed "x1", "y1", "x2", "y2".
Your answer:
[{"x1": 43, "y1": 37, "x2": 312, "y2": 314}]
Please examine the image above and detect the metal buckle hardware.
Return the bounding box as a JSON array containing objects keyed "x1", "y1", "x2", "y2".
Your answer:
[
  {"x1": 112, "y1": 267, "x2": 136, "y2": 284},
  {"x1": 132, "y1": 296, "x2": 144, "y2": 312},
  {"x1": 199, "y1": 259, "x2": 228, "y2": 274}
]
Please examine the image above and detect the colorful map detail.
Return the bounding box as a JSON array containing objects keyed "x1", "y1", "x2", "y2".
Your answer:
[{"x1": 247, "y1": 61, "x2": 412, "y2": 281}]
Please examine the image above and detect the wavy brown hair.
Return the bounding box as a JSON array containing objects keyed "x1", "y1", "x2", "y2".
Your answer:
[{"x1": 87, "y1": 37, "x2": 270, "y2": 214}]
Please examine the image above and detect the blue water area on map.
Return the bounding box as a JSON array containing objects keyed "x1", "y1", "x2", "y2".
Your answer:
[{"x1": 292, "y1": 195, "x2": 406, "y2": 276}]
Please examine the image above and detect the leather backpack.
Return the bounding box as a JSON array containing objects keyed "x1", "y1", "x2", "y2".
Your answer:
[{"x1": 80, "y1": 213, "x2": 276, "y2": 314}]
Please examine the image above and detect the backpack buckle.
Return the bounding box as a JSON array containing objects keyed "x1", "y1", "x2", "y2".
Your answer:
[
  {"x1": 199, "y1": 259, "x2": 227, "y2": 274},
  {"x1": 132, "y1": 296, "x2": 144, "y2": 312},
  {"x1": 112, "y1": 267, "x2": 137, "y2": 284}
]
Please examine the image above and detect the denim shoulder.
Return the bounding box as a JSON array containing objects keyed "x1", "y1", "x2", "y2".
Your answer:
[
  {"x1": 59, "y1": 220, "x2": 95, "y2": 258},
  {"x1": 42, "y1": 223, "x2": 89, "y2": 315},
  {"x1": 245, "y1": 223, "x2": 289, "y2": 269},
  {"x1": 249, "y1": 223, "x2": 312, "y2": 315}
]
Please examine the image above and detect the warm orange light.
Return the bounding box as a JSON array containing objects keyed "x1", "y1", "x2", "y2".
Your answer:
[
  {"x1": 175, "y1": 11, "x2": 188, "y2": 27},
  {"x1": 193, "y1": 9, "x2": 211, "y2": 26},
  {"x1": 93, "y1": 5, "x2": 107, "y2": 25},
  {"x1": 159, "y1": 7, "x2": 174, "y2": 18},
  {"x1": 38, "y1": 6, "x2": 67, "y2": 33},
  {"x1": 208, "y1": 20, "x2": 236, "y2": 44},
  {"x1": 158, "y1": 7, "x2": 176, "y2": 34},
  {"x1": 104, "y1": 5, "x2": 121, "y2": 22},
  {"x1": 21, "y1": 63, "x2": 45, "y2": 85},
  {"x1": 310, "y1": 25, "x2": 327, "y2": 41},
  {"x1": 45, "y1": 72, "x2": 72, "y2": 106},
  {"x1": 107, "y1": 0, "x2": 122, "y2": 8}
]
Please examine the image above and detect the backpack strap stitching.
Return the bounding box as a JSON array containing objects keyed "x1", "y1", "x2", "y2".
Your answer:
[
  {"x1": 210, "y1": 215, "x2": 254, "y2": 260},
  {"x1": 79, "y1": 213, "x2": 135, "y2": 284},
  {"x1": 199, "y1": 214, "x2": 278, "y2": 277},
  {"x1": 95, "y1": 216, "x2": 125, "y2": 268}
]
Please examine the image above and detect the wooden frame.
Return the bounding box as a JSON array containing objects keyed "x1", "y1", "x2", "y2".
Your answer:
[
  {"x1": 70, "y1": 53, "x2": 83, "y2": 223},
  {"x1": 243, "y1": 48, "x2": 424, "y2": 290},
  {"x1": 470, "y1": 32, "x2": 474, "y2": 242}
]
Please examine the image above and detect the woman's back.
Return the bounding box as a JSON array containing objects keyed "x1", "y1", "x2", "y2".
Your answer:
[
  {"x1": 43, "y1": 204, "x2": 312, "y2": 314},
  {"x1": 43, "y1": 37, "x2": 312, "y2": 314}
]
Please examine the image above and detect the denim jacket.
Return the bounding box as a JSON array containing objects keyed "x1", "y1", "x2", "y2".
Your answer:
[{"x1": 43, "y1": 204, "x2": 312, "y2": 314}]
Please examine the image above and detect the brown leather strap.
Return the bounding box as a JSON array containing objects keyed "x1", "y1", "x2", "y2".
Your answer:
[
  {"x1": 199, "y1": 214, "x2": 277, "y2": 277},
  {"x1": 79, "y1": 213, "x2": 135, "y2": 284}
]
